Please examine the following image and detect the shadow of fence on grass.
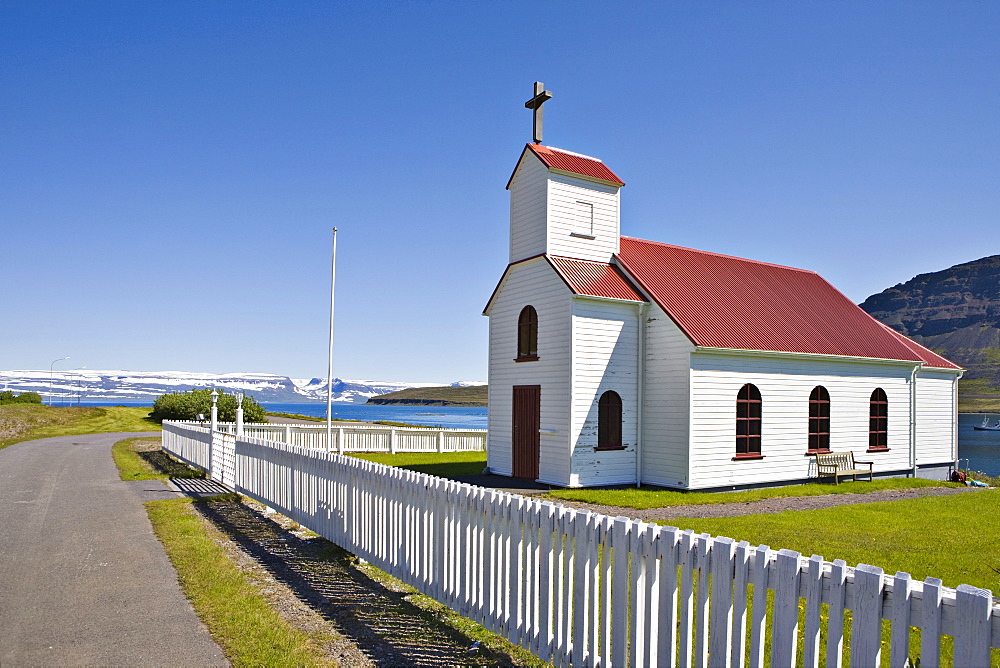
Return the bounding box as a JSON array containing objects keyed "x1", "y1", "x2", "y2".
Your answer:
[
  {"x1": 194, "y1": 498, "x2": 519, "y2": 667},
  {"x1": 136, "y1": 449, "x2": 206, "y2": 478}
]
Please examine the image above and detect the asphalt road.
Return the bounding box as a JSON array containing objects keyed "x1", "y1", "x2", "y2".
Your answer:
[{"x1": 0, "y1": 432, "x2": 228, "y2": 666}]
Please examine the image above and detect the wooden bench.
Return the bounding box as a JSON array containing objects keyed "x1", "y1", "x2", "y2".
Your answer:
[{"x1": 814, "y1": 451, "x2": 874, "y2": 484}]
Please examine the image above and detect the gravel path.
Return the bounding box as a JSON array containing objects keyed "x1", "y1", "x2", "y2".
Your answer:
[{"x1": 549, "y1": 485, "x2": 979, "y2": 523}]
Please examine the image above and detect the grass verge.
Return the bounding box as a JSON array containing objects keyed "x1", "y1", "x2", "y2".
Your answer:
[
  {"x1": 548, "y1": 476, "x2": 961, "y2": 509},
  {"x1": 112, "y1": 436, "x2": 205, "y2": 480},
  {"x1": 0, "y1": 404, "x2": 159, "y2": 451},
  {"x1": 146, "y1": 496, "x2": 335, "y2": 666},
  {"x1": 350, "y1": 450, "x2": 487, "y2": 477}
]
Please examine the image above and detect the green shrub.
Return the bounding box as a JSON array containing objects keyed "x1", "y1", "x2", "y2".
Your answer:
[
  {"x1": 150, "y1": 389, "x2": 266, "y2": 423},
  {"x1": 0, "y1": 391, "x2": 43, "y2": 405}
]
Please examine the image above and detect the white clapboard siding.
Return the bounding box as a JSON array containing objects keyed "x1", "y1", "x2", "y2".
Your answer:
[
  {"x1": 570, "y1": 297, "x2": 641, "y2": 486},
  {"x1": 163, "y1": 420, "x2": 1000, "y2": 667},
  {"x1": 546, "y1": 172, "x2": 620, "y2": 263},
  {"x1": 687, "y1": 352, "x2": 926, "y2": 489},
  {"x1": 915, "y1": 369, "x2": 959, "y2": 465},
  {"x1": 509, "y1": 152, "x2": 550, "y2": 263},
  {"x1": 637, "y1": 303, "x2": 696, "y2": 487},
  {"x1": 486, "y1": 257, "x2": 573, "y2": 484}
]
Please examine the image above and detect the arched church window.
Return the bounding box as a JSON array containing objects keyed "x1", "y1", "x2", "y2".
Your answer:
[
  {"x1": 869, "y1": 388, "x2": 888, "y2": 451},
  {"x1": 596, "y1": 391, "x2": 623, "y2": 450},
  {"x1": 808, "y1": 386, "x2": 831, "y2": 453},
  {"x1": 735, "y1": 384, "x2": 762, "y2": 458},
  {"x1": 516, "y1": 306, "x2": 538, "y2": 361}
]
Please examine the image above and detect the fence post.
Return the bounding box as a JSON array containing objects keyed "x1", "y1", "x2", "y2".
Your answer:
[
  {"x1": 771, "y1": 549, "x2": 801, "y2": 667},
  {"x1": 284, "y1": 425, "x2": 291, "y2": 444},
  {"x1": 825, "y1": 560, "x2": 847, "y2": 668},
  {"x1": 390, "y1": 429, "x2": 397, "y2": 454},
  {"x1": 337, "y1": 428, "x2": 344, "y2": 454},
  {"x1": 954, "y1": 584, "x2": 992, "y2": 667},
  {"x1": 852, "y1": 564, "x2": 885, "y2": 667},
  {"x1": 889, "y1": 572, "x2": 912, "y2": 668},
  {"x1": 920, "y1": 577, "x2": 943, "y2": 666},
  {"x1": 709, "y1": 536, "x2": 736, "y2": 668},
  {"x1": 437, "y1": 430, "x2": 445, "y2": 453}
]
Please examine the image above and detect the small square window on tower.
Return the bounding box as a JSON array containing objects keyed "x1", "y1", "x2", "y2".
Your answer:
[{"x1": 570, "y1": 201, "x2": 596, "y2": 239}]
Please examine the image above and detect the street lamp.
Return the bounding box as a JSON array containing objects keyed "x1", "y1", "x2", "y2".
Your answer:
[{"x1": 49, "y1": 356, "x2": 70, "y2": 406}]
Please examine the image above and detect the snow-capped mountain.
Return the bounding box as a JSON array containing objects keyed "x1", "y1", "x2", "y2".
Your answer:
[{"x1": 0, "y1": 370, "x2": 484, "y2": 404}]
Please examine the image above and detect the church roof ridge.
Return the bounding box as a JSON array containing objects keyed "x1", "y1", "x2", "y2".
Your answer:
[
  {"x1": 541, "y1": 146, "x2": 605, "y2": 162},
  {"x1": 619, "y1": 236, "x2": 819, "y2": 275},
  {"x1": 616, "y1": 236, "x2": 959, "y2": 369},
  {"x1": 507, "y1": 143, "x2": 625, "y2": 189}
]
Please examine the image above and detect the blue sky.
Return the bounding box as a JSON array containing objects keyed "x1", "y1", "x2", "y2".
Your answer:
[{"x1": 3, "y1": 1, "x2": 997, "y2": 383}]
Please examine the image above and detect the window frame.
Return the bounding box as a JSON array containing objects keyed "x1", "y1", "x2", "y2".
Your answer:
[
  {"x1": 595, "y1": 390, "x2": 625, "y2": 451},
  {"x1": 868, "y1": 387, "x2": 889, "y2": 452},
  {"x1": 807, "y1": 386, "x2": 831, "y2": 454},
  {"x1": 734, "y1": 383, "x2": 763, "y2": 460},
  {"x1": 515, "y1": 305, "x2": 539, "y2": 362},
  {"x1": 569, "y1": 200, "x2": 596, "y2": 240}
]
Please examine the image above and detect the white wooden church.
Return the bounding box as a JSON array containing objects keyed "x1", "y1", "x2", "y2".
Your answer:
[{"x1": 484, "y1": 140, "x2": 963, "y2": 490}]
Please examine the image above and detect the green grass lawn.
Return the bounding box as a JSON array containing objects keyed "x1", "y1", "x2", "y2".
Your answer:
[
  {"x1": 349, "y1": 450, "x2": 488, "y2": 477},
  {"x1": 665, "y1": 489, "x2": 1000, "y2": 593},
  {"x1": 0, "y1": 404, "x2": 159, "y2": 450},
  {"x1": 112, "y1": 436, "x2": 205, "y2": 481}
]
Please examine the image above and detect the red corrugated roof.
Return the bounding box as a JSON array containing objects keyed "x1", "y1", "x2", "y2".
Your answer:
[
  {"x1": 874, "y1": 321, "x2": 962, "y2": 370},
  {"x1": 548, "y1": 256, "x2": 645, "y2": 302},
  {"x1": 507, "y1": 144, "x2": 625, "y2": 189},
  {"x1": 616, "y1": 237, "x2": 961, "y2": 369}
]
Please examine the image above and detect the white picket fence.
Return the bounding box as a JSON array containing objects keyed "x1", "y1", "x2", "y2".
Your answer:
[
  {"x1": 160, "y1": 421, "x2": 1000, "y2": 667},
  {"x1": 178, "y1": 421, "x2": 486, "y2": 452}
]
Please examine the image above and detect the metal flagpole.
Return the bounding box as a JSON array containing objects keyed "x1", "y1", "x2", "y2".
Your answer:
[{"x1": 326, "y1": 228, "x2": 338, "y2": 451}]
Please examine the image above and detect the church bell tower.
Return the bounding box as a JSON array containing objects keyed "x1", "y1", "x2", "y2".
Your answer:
[{"x1": 506, "y1": 83, "x2": 625, "y2": 265}]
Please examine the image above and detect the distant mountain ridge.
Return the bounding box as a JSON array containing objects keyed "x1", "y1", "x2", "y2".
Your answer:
[
  {"x1": 859, "y1": 254, "x2": 1000, "y2": 394},
  {"x1": 0, "y1": 369, "x2": 485, "y2": 404}
]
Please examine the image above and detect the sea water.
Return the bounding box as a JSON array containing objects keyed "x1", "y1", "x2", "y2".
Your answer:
[
  {"x1": 259, "y1": 402, "x2": 488, "y2": 430},
  {"x1": 72, "y1": 400, "x2": 488, "y2": 430},
  {"x1": 957, "y1": 412, "x2": 1000, "y2": 477},
  {"x1": 69, "y1": 401, "x2": 1000, "y2": 475}
]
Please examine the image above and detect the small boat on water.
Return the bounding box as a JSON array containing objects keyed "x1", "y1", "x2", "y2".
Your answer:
[{"x1": 972, "y1": 416, "x2": 1000, "y2": 431}]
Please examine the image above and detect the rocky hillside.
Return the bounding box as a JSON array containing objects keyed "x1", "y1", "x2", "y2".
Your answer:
[
  {"x1": 859, "y1": 255, "x2": 1000, "y2": 399},
  {"x1": 366, "y1": 385, "x2": 487, "y2": 407}
]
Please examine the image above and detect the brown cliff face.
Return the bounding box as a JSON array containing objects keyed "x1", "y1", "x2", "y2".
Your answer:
[{"x1": 859, "y1": 255, "x2": 1000, "y2": 385}]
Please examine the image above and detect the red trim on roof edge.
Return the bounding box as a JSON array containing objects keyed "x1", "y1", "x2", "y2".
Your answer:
[{"x1": 507, "y1": 143, "x2": 625, "y2": 190}]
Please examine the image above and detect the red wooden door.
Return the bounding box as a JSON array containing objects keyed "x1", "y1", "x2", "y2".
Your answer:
[{"x1": 512, "y1": 385, "x2": 540, "y2": 479}]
